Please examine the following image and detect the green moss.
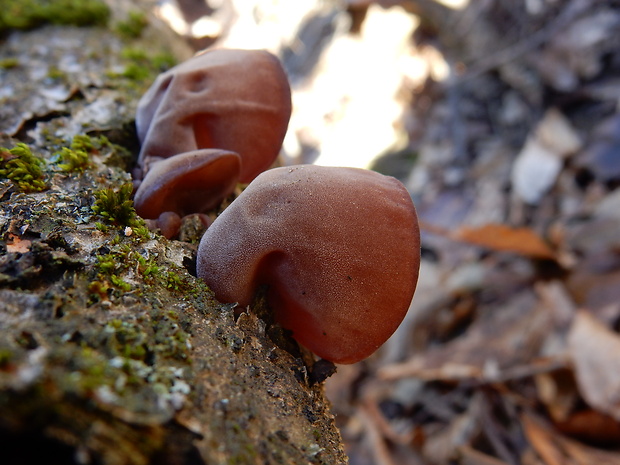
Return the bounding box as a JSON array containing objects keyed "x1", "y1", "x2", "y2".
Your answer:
[
  {"x1": 56, "y1": 134, "x2": 99, "y2": 172},
  {"x1": 151, "y1": 308, "x2": 191, "y2": 361},
  {"x1": 98, "y1": 311, "x2": 191, "y2": 366},
  {"x1": 131, "y1": 224, "x2": 151, "y2": 239},
  {"x1": 89, "y1": 238, "x2": 170, "y2": 300},
  {"x1": 45, "y1": 313, "x2": 192, "y2": 405},
  {"x1": 228, "y1": 443, "x2": 258, "y2": 465},
  {"x1": 88, "y1": 280, "x2": 110, "y2": 301},
  {"x1": 135, "y1": 254, "x2": 160, "y2": 281},
  {"x1": 72, "y1": 134, "x2": 96, "y2": 152},
  {"x1": 0, "y1": 58, "x2": 19, "y2": 69},
  {"x1": 80, "y1": 134, "x2": 133, "y2": 169},
  {"x1": 134, "y1": 253, "x2": 193, "y2": 294},
  {"x1": 115, "y1": 10, "x2": 149, "y2": 40},
  {"x1": 0, "y1": 143, "x2": 47, "y2": 192},
  {"x1": 150, "y1": 53, "x2": 177, "y2": 72},
  {"x1": 109, "y1": 47, "x2": 176, "y2": 85},
  {"x1": 59, "y1": 346, "x2": 111, "y2": 393},
  {"x1": 0, "y1": 348, "x2": 14, "y2": 368},
  {"x1": 110, "y1": 274, "x2": 132, "y2": 292},
  {"x1": 122, "y1": 63, "x2": 151, "y2": 81},
  {"x1": 120, "y1": 47, "x2": 148, "y2": 63},
  {"x1": 47, "y1": 65, "x2": 67, "y2": 81},
  {"x1": 91, "y1": 183, "x2": 138, "y2": 227},
  {"x1": 104, "y1": 319, "x2": 149, "y2": 361},
  {"x1": 55, "y1": 147, "x2": 88, "y2": 172},
  {"x1": 164, "y1": 271, "x2": 184, "y2": 291},
  {"x1": 87, "y1": 204, "x2": 192, "y2": 303},
  {"x1": 49, "y1": 134, "x2": 132, "y2": 174},
  {"x1": 0, "y1": 0, "x2": 110, "y2": 33},
  {"x1": 89, "y1": 242, "x2": 134, "y2": 300},
  {"x1": 96, "y1": 254, "x2": 118, "y2": 274}
]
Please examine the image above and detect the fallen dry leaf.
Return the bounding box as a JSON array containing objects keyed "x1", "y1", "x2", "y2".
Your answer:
[
  {"x1": 554, "y1": 409, "x2": 620, "y2": 446},
  {"x1": 511, "y1": 136, "x2": 562, "y2": 205},
  {"x1": 568, "y1": 311, "x2": 620, "y2": 422},
  {"x1": 522, "y1": 414, "x2": 566, "y2": 465},
  {"x1": 459, "y1": 445, "x2": 511, "y2": 465},
  {"x1": 535, "y1": 370, "x2": 578, "y2": 423},
  {"x1": 452, "y1": 223, "x2": 556, "y2": 260},
  {"x1": 379, "y1": 292, "x2": 558, "y2": 382},
  {"x1": 6, "y1": 234, "x2": 32, "y2": 254},
  {"x1": 535, "y1": 108, "x2": 582, "y2": 156},
  {"x1": 511, "y1": 108, "x2": 581, "y2": 204},
  {"x1": 522, "y1": 413, "x2": 620, "y2": 465}
]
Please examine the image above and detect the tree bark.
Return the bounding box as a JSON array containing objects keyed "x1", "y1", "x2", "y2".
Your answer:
[{"x1": 0, "y1": 13, "x2": 347, "y2": 465}]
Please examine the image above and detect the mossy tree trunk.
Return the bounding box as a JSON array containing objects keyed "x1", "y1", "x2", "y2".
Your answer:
[{"x1": 0, "y1": 8, "x2": 347, "y2": 465}]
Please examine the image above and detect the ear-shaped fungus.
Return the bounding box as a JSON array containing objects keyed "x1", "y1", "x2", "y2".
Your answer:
[
  {"x1": 133, "y1": 149, "x2": 241, "y2": 219},
  {"x1": 135, "y1": 48, "x2": 292, "y2": 184},
  {"x1": 196, "y1": 165, "x2": 420, "y2": 364}
]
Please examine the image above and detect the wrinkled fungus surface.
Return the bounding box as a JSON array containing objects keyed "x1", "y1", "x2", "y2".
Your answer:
[
  {"x1": 197, "y1": 165, "x2": 421, "y2": 364},
  {"x1": 135, "y1": 48, "x2": 292, "y2": 183}
]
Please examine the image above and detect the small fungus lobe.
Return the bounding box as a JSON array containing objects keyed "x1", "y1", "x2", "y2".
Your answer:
[
  {"x1": 196, "y1": 165, "x2": 420, "y2": 364},
  {"x1": 133, "y1": 49, "x2": 292, "y2": 219},
  {"x1": 155, "y1": 211, "x2": 182, "y2": 239},
  {"x1": 133, "y1": 49, "x2": 291, "y2": 219},
  {"x1": 133, "y1": 148, "x2": 241, "y2": 219}
]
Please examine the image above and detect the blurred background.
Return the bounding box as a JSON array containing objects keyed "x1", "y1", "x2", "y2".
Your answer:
[
  {"x1": 2, "y1": 0, "x2": 614, "y2": 463},
  {"x1": 147, "y1": 1, "x2": 620, "y2": 464},
  {"x1": 151, "y1": 0, "x2": 457, "y2": 171}
]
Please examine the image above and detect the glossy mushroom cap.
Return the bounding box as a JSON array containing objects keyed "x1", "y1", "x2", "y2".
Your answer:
[
  {"x1": 196, "y1": 165, "x2": 420, "y2": 364},
  {"x1": 136, "y1": 48, "x2": 292, "y2": 183},
  {"x1": 134, "y1": 149, "x2": 241, "y2": 219}
]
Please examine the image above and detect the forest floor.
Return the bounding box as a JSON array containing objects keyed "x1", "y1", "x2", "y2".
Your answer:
[{"x1": 317, "y1": 1, "x2": 620, "y2": 464}]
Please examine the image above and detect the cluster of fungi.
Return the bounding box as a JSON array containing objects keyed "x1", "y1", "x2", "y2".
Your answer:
[{"x1": 133, "y1": 49, "x2": 420, "y2": 364}]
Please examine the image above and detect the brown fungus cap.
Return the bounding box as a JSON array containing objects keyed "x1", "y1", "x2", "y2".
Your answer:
[
  {"x1": 136, "y1": 48, "x2": 292, "y2": 183},
  {"x1": 196, "y1": 165, "x2": 420, "y2": 364},
  {"x1": 134, "y1": 149, "x2": 241, "y2": 219}
]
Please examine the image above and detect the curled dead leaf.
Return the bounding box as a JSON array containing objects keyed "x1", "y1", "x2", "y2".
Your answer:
[
  {"x1": 6, "y1": 233, "x2": 32, "y2": 254},
  {"x1": 522, "y1": 413, "x2": 620, "y2": 465},
  {"x1": 568, "y1": 311, "x2": 620, "y2": 422}
]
